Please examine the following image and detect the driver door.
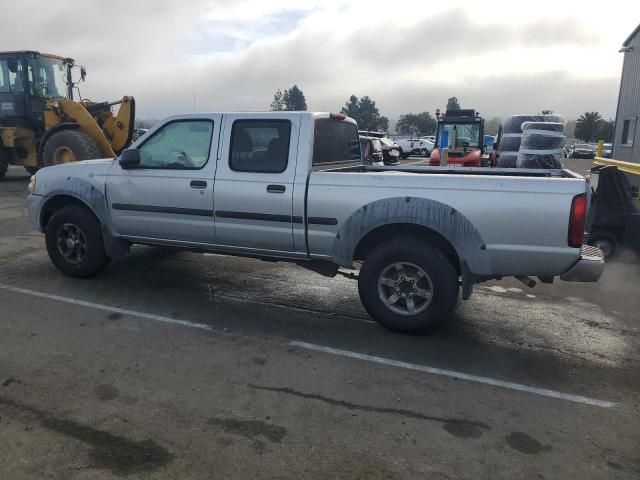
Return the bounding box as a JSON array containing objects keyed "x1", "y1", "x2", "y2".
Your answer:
[{"x1": 107, "y1": 116, "x2": 221, "y2": 245}]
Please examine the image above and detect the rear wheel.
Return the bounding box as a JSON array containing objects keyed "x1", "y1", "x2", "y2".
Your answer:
[
  {"x1": 41, "y1": 130, "x2": 102, "y2": 168},
  {"x1": 45, "y1": 205, "x2": 110, "y2": 277},
  {"x1": 358, "y1": 237, "x2": 459, "y2": 333}
]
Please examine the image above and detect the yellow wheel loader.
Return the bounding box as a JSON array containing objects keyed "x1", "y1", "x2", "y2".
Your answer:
[{"x1": 0, "y1": 51, "x2": 134, "y2": 179}]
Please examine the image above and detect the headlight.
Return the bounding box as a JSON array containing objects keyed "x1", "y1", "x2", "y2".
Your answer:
[{"x1": 27, "y1": 176, "x2": 36, "y2": 194}]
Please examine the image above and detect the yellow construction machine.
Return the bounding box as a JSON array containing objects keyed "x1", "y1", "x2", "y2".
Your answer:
[{"x1": 0, "y1": 51, "x2": 134, "y2": 178}]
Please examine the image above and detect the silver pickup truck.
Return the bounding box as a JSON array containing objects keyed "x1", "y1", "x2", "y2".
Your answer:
[{"x1": 26, "y1": 112, "x2": 604, "y2": 333}]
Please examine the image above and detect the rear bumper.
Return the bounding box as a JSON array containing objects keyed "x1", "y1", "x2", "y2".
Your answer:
[{"x1": 560, "y1": 245, "x2": 604, "y2": 282}]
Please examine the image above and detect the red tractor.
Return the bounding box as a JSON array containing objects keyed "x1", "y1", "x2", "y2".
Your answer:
[{"x1": 428, "y1": 109, "x2": 485, "y2": 167}]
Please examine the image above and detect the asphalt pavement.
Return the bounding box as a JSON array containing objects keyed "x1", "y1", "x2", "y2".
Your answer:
[{"x1": 1, "y1": 163, "x2": 639, "y2": 479}]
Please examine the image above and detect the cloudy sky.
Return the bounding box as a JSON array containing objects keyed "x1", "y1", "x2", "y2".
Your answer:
[{"x1": 2, "y1": 0, "x2": 639, "y2": 123}]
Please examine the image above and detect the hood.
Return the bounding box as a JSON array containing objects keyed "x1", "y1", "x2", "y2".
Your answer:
[
  {"x1": 35, "y1": 158, "x2": 116, "y2": 181},
  {"x1": 37, "y1": 158, "x2": 115, "y2": 176}
]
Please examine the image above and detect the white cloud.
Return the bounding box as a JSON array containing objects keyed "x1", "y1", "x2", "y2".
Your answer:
[{"x1": 1, "y1": 0, "x2": 639, "y2": 121}]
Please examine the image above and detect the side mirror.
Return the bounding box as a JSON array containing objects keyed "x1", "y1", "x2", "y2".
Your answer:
[
  {"x1": 119, "y1": 149, "x2": 140, "y2": 169},
  {"x1": 80, "y1": 67, "x2": 87, "y2": 81}
]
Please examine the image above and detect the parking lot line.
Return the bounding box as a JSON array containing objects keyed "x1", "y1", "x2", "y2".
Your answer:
[
  {"x1": 289, "y1": 341, "x2": 617, "y2": 409},
  {"x1": 0, "y1": 283, "x2": 618, "y2": 409},
  {"x1": 0, "y1": 284, "x2": 213, "y2": 331}
]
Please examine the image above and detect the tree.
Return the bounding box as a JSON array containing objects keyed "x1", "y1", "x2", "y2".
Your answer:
[
  {"x1": 540, "y1": 109, "x2": 554, "y2": 115},
  {"x1": 598, "y1": 119, "x2": 615, "y2": 142},
  {"x1": 284, "y1": 85, "x2": 307, "y2": 111},
  {"x1": 565, "y1": 119, "x2": 576, "y2": 138},
  {"x1": 270, "y1": 85, "x2": 307, "y2": 111},
  {"x1": 378, "y1": 116, "x2": 389, "y2": 133},
  {"x1": 341, "y1": 94, "x2": 386, "y2": 131},
  {"x1": 396, "y1": 112, "x2": 437, "y2": 137},
  {"x1": 574, "y1": 112, "x2": 604, "y2": 142},
  {"x1": 270, "y1": 89, "x2": 284, "y2": 111},
  {"x1": 446, "y1": 97, "x2": 460, "y2": 111}
]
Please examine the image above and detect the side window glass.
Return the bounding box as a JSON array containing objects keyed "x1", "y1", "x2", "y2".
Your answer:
[
  {"x1": 0, "y1": 58, "x2": 24, "y2": 93},
  {"x1": 138, "y1": 120, "x2": 213, "y2": 169},
  {"x1": 229, "y1": 120, "x2": 291, "y2": 173}
]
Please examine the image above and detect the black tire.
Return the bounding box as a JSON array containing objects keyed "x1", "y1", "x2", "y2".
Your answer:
[
  {"x1": 45, "y1": 205, "x2": 110, "y2": 277},
  {"x1": 358, "y1": 237, "x2": 459, "y2": 333},
  {"x1": 588, "y1": 232, "x2": 618, "y2": 259},
  {"x1": 496, "y1": 152, "x2": 518, "y2": 168},
  {"x1": 0, "y1": 148, "x2": 8, "y2": 180},
  {"x1": 503, "y1": 114, "x2": 565, "y2": 134},
  {"x1": 498, "y1": 136, "x2": 521, "y2": 152},
  {"x1": 41, "y1": 130, "x2": 102, "y2": 168}
]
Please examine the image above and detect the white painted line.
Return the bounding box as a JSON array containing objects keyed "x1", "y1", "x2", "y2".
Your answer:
[
  {"x1": 0, "y1": 284, "x2": 213, "y2": 331},
  {"x1": 0, "y1": 284, "x2": 617, "y2": 409},
  {"x1": 289, "y1": 341, "x2": 616, "y2": 408}
]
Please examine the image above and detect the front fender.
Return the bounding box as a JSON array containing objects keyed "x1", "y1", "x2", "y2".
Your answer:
[
  {"x1": 39, "y1": 177, "x2": 114, "y2": 235},
  {"x1": 332, "y1": 197, "x2": 492, "y2": 275}
]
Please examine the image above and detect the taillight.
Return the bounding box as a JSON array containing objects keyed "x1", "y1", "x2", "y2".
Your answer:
[
  {"x1": 330, "y1": 113, "x2": 346, "y2": 120},
  {"x1": 568, "y1": 193, "x2": 587, "y2": 248}
]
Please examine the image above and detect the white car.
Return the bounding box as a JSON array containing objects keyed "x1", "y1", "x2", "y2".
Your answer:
[{"x1": 394, "y1": 138, "x2": 431, "y2": 158}]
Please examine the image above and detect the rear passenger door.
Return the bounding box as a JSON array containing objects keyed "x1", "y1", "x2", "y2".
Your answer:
[{"x1": 214, "y1": 114, "x2": 300, "y2": 253}]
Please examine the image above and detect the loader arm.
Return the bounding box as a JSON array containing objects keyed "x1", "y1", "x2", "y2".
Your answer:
[
  {"x1": 47, "y1": 99, "x2": 116, "y2": 158},
  {"x1": 98, "y1": 96, "x2": 135, "y2": 154}
]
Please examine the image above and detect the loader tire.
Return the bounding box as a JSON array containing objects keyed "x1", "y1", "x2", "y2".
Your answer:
[
  {"x1": 0, "y1": 148, "x2": 8, "y2": 180},
  {"x1": 41, "y1": 130, "x2": 102, "y2": 168}
]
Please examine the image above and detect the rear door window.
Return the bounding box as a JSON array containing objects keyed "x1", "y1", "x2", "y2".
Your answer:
[{"x1": 229, "y1": 120, "x2": 291, "y2": 173}]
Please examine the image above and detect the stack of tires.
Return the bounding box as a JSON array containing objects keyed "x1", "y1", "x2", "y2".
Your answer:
[
  {"x1": 497, "y1": 114, "x2": 565, "y2": 168},
  {"x1": 516, "y1": 121, "x2": 565, "y2": 169}
]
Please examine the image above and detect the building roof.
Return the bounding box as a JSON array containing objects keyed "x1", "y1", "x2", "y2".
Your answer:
[{"x1": 623, "y1": 23, "x2": 640, "y2": 47}]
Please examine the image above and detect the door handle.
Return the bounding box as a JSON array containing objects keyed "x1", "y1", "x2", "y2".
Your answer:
[
  {"x1": 190, "y1": 180, "x2": 207, "y2": 189},
  {"x1": 266, "y1": 184, "x2": 286, "y2": 193}
]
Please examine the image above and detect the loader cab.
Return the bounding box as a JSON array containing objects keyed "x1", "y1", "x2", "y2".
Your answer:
[{"x1": 0, "y1": 51, "x2": 75, "y2": 128}]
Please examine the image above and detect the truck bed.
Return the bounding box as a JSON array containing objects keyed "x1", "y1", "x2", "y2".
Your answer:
[{"x1": 323, "y1": 164, "x2": 585, "y2": 179}]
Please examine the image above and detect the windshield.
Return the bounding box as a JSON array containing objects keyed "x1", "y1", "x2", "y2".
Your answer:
[
  {"x1": 439, "y1": 123, "x2": 481, "y2": 148},
  {"x1": 28, "y1": 56, "x2": 69, "y2": 99}
]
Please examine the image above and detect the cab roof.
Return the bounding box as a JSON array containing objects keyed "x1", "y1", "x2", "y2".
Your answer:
[{"x1": 0, "y1": 51, "x2": 72, "y2": 62}]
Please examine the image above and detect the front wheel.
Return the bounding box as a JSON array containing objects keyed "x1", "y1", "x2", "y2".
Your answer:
[
  {"x1": 358, "y1": 237, "x2": 459, "y2": 333},
  {"x1": 45, "y1": 206, "x2": 111, "y2": 277}
]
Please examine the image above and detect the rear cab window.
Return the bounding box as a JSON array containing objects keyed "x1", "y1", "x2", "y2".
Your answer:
[{"x1": 312, "y1": 118, "x2": 361, "y2": 170}]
